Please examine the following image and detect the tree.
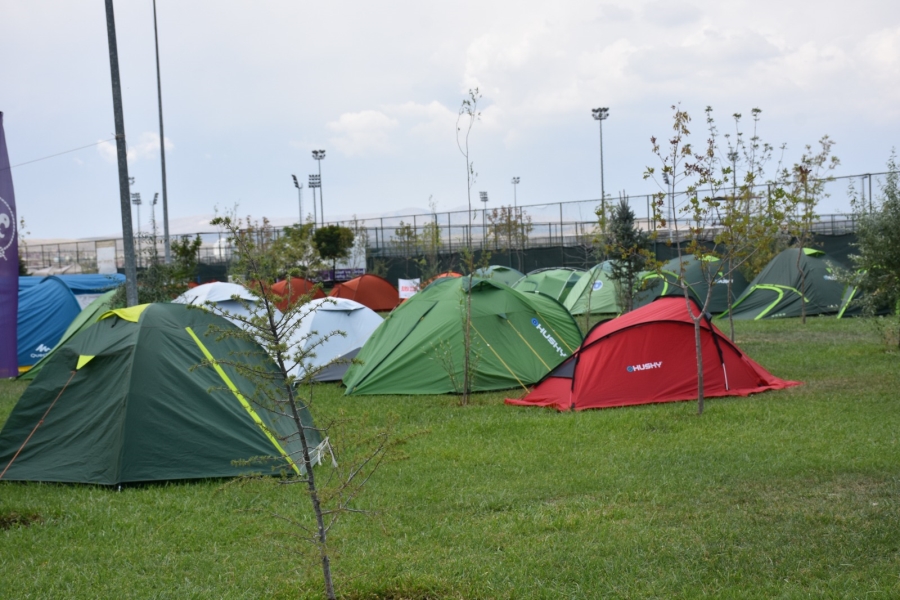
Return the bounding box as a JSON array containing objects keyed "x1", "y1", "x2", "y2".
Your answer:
[
  {"x1": 313, "y1": 225, "x2": 355, "y2": 280},
  {"x1": 415, "y1": 196, "x2": 446, "y2": 285},
  {"x1": 208, "y1": 215, "x2": 387, "y2": 599},
  {"x1": 846, "y1": 151, "x2": 900, "y2": 345},
  {"x1": 779, "y1": 136, "x2": 840, "y2": 324},
  {"x1": 602, "y1": 198, "x2": 651, "y2": 313},
  {"x1": 485, "y1": 205, "x2": 533, "y2": 271},
  {"x1": 111, "y1": 234, "x2": 202, "y2": 306},
  {"x1": 457, "y1": 88, "x2": 481, "y2": 248},
  {"x1": 391, "y1": 220, "x2": 417, "y2": 278}
]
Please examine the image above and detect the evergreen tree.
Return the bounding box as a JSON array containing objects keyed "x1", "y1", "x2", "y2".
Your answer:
[{"x1": 603, "y1": 198, "x2": 650, "y2": 313}]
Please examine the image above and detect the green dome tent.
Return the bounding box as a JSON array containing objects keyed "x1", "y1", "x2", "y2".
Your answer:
[
  {"x1": 720, "y1": 248, "x2": 845, "y2": 320},
  {"x1": 472, "y1": 265, "x2": 525, "y2": 287},
  {"x1": 343, "y1": 277, "x2": 583, "y2": 395},
  {"x1": 563, "y1": 262, "x2": 621, "y2": 316},
  {"x1": 634, "y1": 255, "x2": 748, "y2": 314},
  {"x1": 18, "y1": 289, "x2": 117, "y2": 381},
  {"x1": 0, "y1": 303, "x2": 323, "y2": 485},
  {"x1": 512, "y1": 268, "x2": 584, "y2": 303}
]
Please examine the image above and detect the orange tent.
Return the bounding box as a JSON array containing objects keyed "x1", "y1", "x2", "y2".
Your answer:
[
  {"x1": 330, "y1": 274, "x2": 399, "y2": 311},
  {"x1": 271, "y1": 277, "x2": 325, "y2": 311}
]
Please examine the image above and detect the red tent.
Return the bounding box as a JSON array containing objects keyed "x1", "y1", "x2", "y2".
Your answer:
[
  {"x1": 506, "y1": 297, "x2": 799, "y2": 411},
  {"x1": 330, "y1": 274, "x2": 399, "y2": 311},
  {"x1": 271, "y1": 277, "x2": 325, "y2": 311}
]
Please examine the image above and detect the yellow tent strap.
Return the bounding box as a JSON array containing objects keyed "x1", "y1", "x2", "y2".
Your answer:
[
  {"x1": 185, "y1": 327, "x2": 300, "y2": 476},
  {"x1": 505, "y1": 320, "x2": 551, "y2": 371},
  {"x1": 533, "y1": 310, "x2": 577, "y2": 354},
  {"x1": 99, "y1": 304, "x2": 150, "y2": 323},
  {"x1": 469, "y1": 322, "x2": 529, "y2": 393}
]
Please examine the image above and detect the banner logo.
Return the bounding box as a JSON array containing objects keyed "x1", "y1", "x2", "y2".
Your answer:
[
  {"x1": 0, "y1": 194, "x2": 14, "y2": 261},
  {"x1": 592, "y1": 281, "x2": 603, "y2": 291},
  {"x1": 627, "y1": 361, "x2": 663, "y2": 373},
  {"x1": 531, "y1": 317, "x2": 567, "y2": 358}
]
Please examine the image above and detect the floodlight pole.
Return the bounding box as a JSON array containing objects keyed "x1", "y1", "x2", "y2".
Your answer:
[
  {"x1": 480, "y1": 191, "x2": 488, "y2": 250},
  {"x1": 292, "y1": 174, "x2": 303, "y2": 225},
  {"x1": 312, "y1": 150, "x2": 325, "y2": 226},
  {"x1": 104, "y1": 0, "x2": 138, "y2": 306},
  {"x1": 152, "y1": 0, "x2": 171, "y2": 264},
  {"x1": 591, "y1": 107, "x2": 609, "y2": 224}
]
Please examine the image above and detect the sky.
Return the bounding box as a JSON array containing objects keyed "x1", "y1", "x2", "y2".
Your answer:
[{"x1": 2, "y1": 0, "x2": 899, "y2": 240}]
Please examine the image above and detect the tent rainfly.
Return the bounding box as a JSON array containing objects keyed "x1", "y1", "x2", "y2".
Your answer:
[
  {"x1": 563, "y1": 262, "x2": 621, "y2": 316},
  {"x1": 330, "y1": 274, "x2": 399, "y2": 311},
  {"x1": 513, "y1": 268, "x2": 585, "y2": 303},
  {"x1": 343, "y1": 277, "x2": 583, "y2": 395},
  {"x1": 271, "y1": 277, "x2": 325, "y2": 311},
  {"x1": 633, "y1": 255, "x2": 749, "y2": 314},
  {"x1": 16, "y1": 276, "x2": 82, "y2": 371},
  {"x1": 473, "y1": 265, "x2": 525, "y2": 287},
  {"x1": 0, "y1": 303, "x2": 323, "y2": 485},
  {"x1": 506, "y1": 297, "x2": 799, "y2": 411},
  {"x1": 721, "y1": 248, "x2": 845, "y2": 320},
  {"x1": 286, "y1": 298, "x2": 384, "y2": 382}
]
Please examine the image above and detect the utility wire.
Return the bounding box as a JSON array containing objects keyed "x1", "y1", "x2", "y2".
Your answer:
[{"x1": 1, "y1": 137, "x2": 117, "y2": 172}]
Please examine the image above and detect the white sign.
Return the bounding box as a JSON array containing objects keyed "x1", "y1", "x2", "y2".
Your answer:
[{"x1": 398, "y1": 278, "x2": 420, "y2": 299}]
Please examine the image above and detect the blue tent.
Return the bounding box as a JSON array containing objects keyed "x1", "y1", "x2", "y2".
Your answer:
[
  {"x1": 18, "y1": 274, "x2": 124, "y2": 308},
  {"x1": 17, "y1": 277, "x2": 82, "y2": 371}
]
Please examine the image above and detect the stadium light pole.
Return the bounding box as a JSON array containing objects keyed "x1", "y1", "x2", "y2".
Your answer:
[
  {"x1": 104, "y1": 0, "x2": 138, "y2": 306},
  {"x1": 152, "y1": 0, "x2": 171, "y2": 264},
  {"x1": 131, "y1": 192, "x2": 142, "y2": 268},
  {"x1": 312, "y1": 149, "x2": 325, "y2": 225},
  {"x1": 308, "y1": 174, "x2": 321, "y2": 228},
  {"x1": 591, "y1": 107, "x2": 609, "y2": 223},
  {"x1": 292, "y1": 174, "x2": 303, "y2": 225}
]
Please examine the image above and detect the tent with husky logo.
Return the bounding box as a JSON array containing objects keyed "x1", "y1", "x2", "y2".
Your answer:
[
  {"x1": 343, "y1": 277, "x2": 583, "y2": 395},
  {"x1": 720, "y1": 248, "x2": 845, "y2": 320},
  {"x1": 506, "y1": 297, "x2": 799, "y2": 411},
  {"x1": 0, "y1": 303, "x2": 323, "y2": 484},
  {"x1": 633, "y1": 255, "x2": 748, "y2": 314}
]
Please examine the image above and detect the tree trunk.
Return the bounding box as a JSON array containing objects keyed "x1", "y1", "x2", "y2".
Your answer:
[
  {"x1": 727, "y1": 257, "x2": 736, "y2": 342},
  {"x1": 695, "y1": 318, "x2": 705, "y2": 416}
]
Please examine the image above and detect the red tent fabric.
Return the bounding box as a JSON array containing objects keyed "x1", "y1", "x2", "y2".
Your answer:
[
  {"x1": 506, "y1": 297, "x2": 800, "y2": 411},
  {"x1": 329, "y1": 274, "x2": 399, "y2": 311},
  {"x1": 271, "y1": 277, "x2": 325, "y2": 311}
]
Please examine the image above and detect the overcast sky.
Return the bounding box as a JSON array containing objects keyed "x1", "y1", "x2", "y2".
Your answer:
[{"x1": 2, "y1": 0, "x2": 899, "y2": 240}]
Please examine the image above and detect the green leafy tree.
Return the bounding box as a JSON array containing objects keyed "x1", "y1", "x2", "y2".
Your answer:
[
  {"x1": 486, "y1": 205, "x2": 533, "y2": 271},
  {"x1": 312, "y1": 225, "x2": 355, "y2": 280},
  {"x1": 602, "y1": 198, "x2": 651, "y2": 314},
  {"x1": 846, "y1": 152, "x2": 900, "y2": 345},
  {"x1": 112, "y1": 234, "x2": 202, "y2": 306},
  {"x1": 392, "y1": 220, "x2": 418, "y2": 277},
  {"x1": 414, "y1": 196, "x2": 447, "y2": 284},
  {"x1": 209, "y1": 215, "x2": 387, "y2": 599}
]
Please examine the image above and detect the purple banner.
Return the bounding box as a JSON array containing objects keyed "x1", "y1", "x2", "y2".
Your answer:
[{"x1": 0, "y1": 112, "x2": 19, "y2": 378}]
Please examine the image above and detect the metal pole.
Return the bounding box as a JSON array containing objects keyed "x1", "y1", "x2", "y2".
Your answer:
[
  {"x1": 104, "y1": 0, "x2": 138, "y2": 306},
  {"x1": 298, "y1": 185, "x2": 303, "y2": 224},
  {"x1": 318, "y1": 159, "x2": 324, "y2": 225},
  {"x1": 152, "y1": 0, "x2": 171, "y2": 264}
]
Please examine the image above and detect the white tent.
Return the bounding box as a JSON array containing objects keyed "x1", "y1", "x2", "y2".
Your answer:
[
  {"x1": 286, "y1": 298, "x2": 384, "y2": 382},
  {"x1": 172, "y1": 282, "x2": 279, "y2": 323}
]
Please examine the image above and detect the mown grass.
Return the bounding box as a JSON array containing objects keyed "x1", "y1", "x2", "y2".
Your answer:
[{"x1": 2, "y1": 317, "x2": 900, "y2": 598}]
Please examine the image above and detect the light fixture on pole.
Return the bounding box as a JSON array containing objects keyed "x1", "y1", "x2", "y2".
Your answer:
[
  {"x1": 479, "y1": 191, "x2": 489, "y2": 250},
  {"x1": 308, "y1": 174, "x2": 321, "y2": 228},
  {"x1": 312, "y1": 149, "x2": 325, "y2": 225},
  {"x1": 591, "y1": 107, "x2": 610, "y2": 222},
  {"x1": 292, "y1": 174, "x2": 303, "y2": 225}
]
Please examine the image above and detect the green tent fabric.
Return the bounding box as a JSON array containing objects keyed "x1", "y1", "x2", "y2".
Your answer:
[
  {"x1": 633, "y1": 255, "x2": 749, "y2": 314},
  {"x1": 720, "y1": 248, "x2": 846, "y2": 320},
  {"x1": 343, "y1": 277, "x2": 583, "y2": 395},
  {"x1": 836, "y1": 277, "x2": 897, "y2": 318},
  {"x1": 512, "y1": 268, "x2": 584, "y2": 303},
  {"x1": 473, "y1": 265, "x2": 525, "y2": 287},
  {"x1": 0, "y1": 303, "x2": 322, "y2": 485},
  {"x1": 563, "y1": 262, "x2": 621, "y2": 316},
  {"x1": 18, "y1": 290, "x2": 118, "y2": 381}
]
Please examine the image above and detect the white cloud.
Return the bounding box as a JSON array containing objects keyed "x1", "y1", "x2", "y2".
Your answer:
[
  {"x1": 327, "y1": 110, "x2": 399, "y2": 156},
  {"x1": 97, "y1": 133, "x2": 174, "y2": 165}
]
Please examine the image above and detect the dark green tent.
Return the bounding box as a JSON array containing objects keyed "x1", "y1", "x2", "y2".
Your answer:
[
  {"x1": 721, "y1": 248, "x2": 845, "y2": 320},
  {"x1": 512, "y1": 268, "x2": 584, "y2": 303},
  {"x1": 0, "y1": 303, "x2": 322, "y2": 485},
  {"x1": 19, "y1": 290, "x2": 118, "y2": 381},
  {"x1": 634, "y1": 255, "x2": 748, "y2": 314},
  {"x1": 343, "y1": 277, "x2": 583, "y2": 395}
]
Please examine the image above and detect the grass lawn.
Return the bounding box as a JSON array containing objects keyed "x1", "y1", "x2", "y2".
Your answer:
[{"x1": 2, "y1": 317, "x2": 899, "y2": 599}]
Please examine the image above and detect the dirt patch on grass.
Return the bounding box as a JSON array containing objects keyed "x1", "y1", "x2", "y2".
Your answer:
[{"x1": 0, "y1": 510, "x2": 43, "y2": 530}]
